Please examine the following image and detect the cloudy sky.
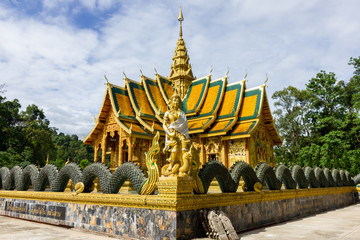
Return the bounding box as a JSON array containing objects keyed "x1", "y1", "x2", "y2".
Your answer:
[{"x1": 1, "y1": 0, "x2": 359, "y2": 137}]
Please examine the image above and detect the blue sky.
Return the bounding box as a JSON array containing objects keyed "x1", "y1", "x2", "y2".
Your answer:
[{"x1": 1, "y1": 0, "x2": 360, "y2": 137}]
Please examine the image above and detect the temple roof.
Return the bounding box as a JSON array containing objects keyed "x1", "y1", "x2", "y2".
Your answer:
[
  {"x1": 84, "y1": 7, "x2": 282, "y2": 146},
  {"x1": 85, "y1": 75, "x2": 282, "y2": 145}
]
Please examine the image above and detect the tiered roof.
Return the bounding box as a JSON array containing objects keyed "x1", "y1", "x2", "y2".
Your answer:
[
  {"x1": 84, "y1": 7, "x2": 282, "y2": 145},
  {"x1": 84, "y1": 73, "x2": 282, "y2": 145}
]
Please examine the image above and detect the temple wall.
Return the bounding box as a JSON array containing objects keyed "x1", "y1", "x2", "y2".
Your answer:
[
  {"x1": 0, "y1": 187, "x2": 356, "y2": 240},
  {"x1": 227, "y1": 139, "x2": 247, "y2": 166}
]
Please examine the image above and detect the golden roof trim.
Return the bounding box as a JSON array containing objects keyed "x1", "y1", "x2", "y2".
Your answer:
[
  {"x1": 155, "y1": 73, "x2": 173, "y2": 105},
  {"x1": 84, "y1": 86, "x2": 112, "y2": 144},
  {"x1": 141, "y1": 75, "x2": 165, "y2": 122},
  {"x1": 183, "y1": 74, "x2": 211, "y2": 116}
]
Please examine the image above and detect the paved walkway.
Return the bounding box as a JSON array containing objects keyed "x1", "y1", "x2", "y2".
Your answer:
[
  {"x1": 0, "y1": 216, "x2": 122, "y2": 240},
  {"x1": 237, "y1": 203, "x2": 360, "y2": 240},
  {"x1": 0, "y1": 204, "x2": 360, "y2": 239}
]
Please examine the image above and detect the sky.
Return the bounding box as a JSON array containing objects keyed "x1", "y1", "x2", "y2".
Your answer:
[{"x1": 1, "y1": 0, "x2": 360, "y2": 138}]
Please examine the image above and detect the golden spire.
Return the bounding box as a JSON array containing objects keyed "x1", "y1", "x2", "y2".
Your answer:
[
  {"x1": 178, "y1": 5, "x2": 183, "y2": 37},
  {"x1": 169, "y1": 5, "x2": 195, "y2": 99}
]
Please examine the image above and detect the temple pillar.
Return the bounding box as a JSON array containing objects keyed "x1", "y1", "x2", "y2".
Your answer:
[
  {"x1": 101, "y1": 134, "x2": 107, "y2": 164},
  {"x1": 128, "y1": 137, "x2": 135, "y2": 162},
  {"x1": 245, "y1": 138, "x2": 250, "y2": 165},
  {"x1": 221, "y1": 140, "x2": 227, "y2": 168},
  {"x1": 199, "y1": 138, "x2": 205, "y2": 165},
  {"x1": 94, "y1": 144, "x2": 99, "y2": 162},
  {"x1": 118, "y1": 140, "x2": 123, "y2": 165}
]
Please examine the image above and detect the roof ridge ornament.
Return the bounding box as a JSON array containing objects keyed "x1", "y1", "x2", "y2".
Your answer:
[
  {"x1": 123, "y1": 69, "x2": 127, "y2": 79},
  {"x1": 104, "y1": 73, "x2": 109, "y2": 84},
  {"x1": 265, "y1": 73, "x2": 268, "y2": 84},
  {"x1": 154, "y1": 65, "x2": 158, "y2": 75},
  {"x1": 140, "y1": 65, "x2": 143, "y2": 76}
]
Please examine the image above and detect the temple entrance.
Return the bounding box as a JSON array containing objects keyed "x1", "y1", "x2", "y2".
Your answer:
[
  {"x1": 208, "y1": 153, "x2": 217, "y2": 161},
  {"x1": 104, "y1": 131, "x2": 120, "y2": 170}
]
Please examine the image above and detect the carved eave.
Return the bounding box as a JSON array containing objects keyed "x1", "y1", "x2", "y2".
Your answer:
[
  {"x1": 221, "y1": 85, "x2": 282, "y2": 144},
  {"x1": 156, "y1": 74, "x2": 174, "y2": 105},
  {"x1": 181, "y1": 75, "x2": 211, "y2": 116},
  {"x1": 258, "y1": 88, "x2": 283, "y2": 145},
  {"x1": 247, "y1": 84, "x2": 282, "y2": 145},
  {"x1": 221, "y1": 84, "x2": 264, "y2": 140},
  {"x1": 84, "y1": 83, "x2": 134, "y2": 145},
  {"x1": 200, "y1": 79, "x2": 246, "y2": 138},
  {"x1": 141, "y1": 75, "x2": 166, "y2": 121},
  {"x1": 125, "y1": 77, "x2": 164, "y2": 135},
  {"x1": 84, "y1": 85, "x2": 111, "y2": 145},
  {"x1": 221, "y1": 119, "x2": 259, "y2": 140}
]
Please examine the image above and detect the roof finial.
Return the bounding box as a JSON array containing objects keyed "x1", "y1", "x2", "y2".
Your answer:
[
  {"x1": 178, "y1": 5, "x2": 184, "y2": 37},
  {"x1": 154, "y1": 65, "x2": 158, "y2": 75},
  {"x1": 265, "y1": 73, "x2": 269, "y2": 84},
  {"x1": 104, "y1": 73, "x2": 109, "y2": 84},
  {"x1": 140, "y1": 65, "x2": 143, "y2": 76},
  {"x1": 123, "y1": 68, "x2": 127, "y2": 79}
]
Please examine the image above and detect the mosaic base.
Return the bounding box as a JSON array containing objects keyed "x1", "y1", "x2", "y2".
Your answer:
[{"x1": 0, "y1": 188, "x2": 356, "y2": 239}]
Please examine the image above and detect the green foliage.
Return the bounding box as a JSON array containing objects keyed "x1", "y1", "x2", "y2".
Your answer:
[
  {"x1": 0, "y1": 86, "x2": 93, "y2": 169},
  {"x1": 273, "y1": 56, "x2": 360, "y2": 176},
  {"x1": 79, "y1": 159, "x2": 90, "y2": 170}
]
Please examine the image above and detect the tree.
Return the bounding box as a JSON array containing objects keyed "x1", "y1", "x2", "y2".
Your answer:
[
  {"x1": 0, "y1": 95, "x2": 22, "y2": 151},
  {"x1": 20, "y1": 105, "x2": 55, "y2": 166},
  {"x1": 272, "y1": 86, "x2": 310, "y2": 166},
  {"x1": 272, "y1": 59, "x2": 360, "y2": 175}
]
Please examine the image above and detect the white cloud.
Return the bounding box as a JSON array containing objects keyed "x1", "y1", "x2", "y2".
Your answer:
[{"x1": 1, "y1": 0, "x2": 360, "y2": 137}]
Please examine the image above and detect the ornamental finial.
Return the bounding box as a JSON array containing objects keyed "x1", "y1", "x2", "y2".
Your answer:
[
  {"x1": 265, "y1": 73, "x2": 268, "y2": 84},
  {"x1": 178, "y1": 5, "x2": 183, "y2": 37}
]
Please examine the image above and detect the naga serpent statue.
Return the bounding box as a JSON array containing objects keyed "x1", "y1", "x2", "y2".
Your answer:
[
  {"x1": 0, "y1": 131, "x2": 161, "y2": 195},
  {"x1": 0, "y1": 130, "x2": 357, "y2": 195},
  {"x1": 0, "y1": 160, "x2": 357, "y2": 195}
]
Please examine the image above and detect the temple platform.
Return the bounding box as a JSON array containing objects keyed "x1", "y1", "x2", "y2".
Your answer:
[
  {"x1": 0, "y1": 187, "x2": 357, "y2": 239},
  {"x1": 0, "y1": 197, "x2": 360, "y2": 240}
]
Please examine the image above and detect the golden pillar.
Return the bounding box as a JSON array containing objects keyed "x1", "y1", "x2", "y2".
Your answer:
[
  {"x1": 93, "y1": 144, "x2": 99, "y2": 162},
  {"x1": 101, "y1": 135, "x2": 107, "y2": 164},
  {"x1": 221, "y1": 140, "x2": 227, "y2": 168},
  {"x1": 118, "y1": 140, "x2": 123, "y2": 165},
  {"x1": 245, "y1": 138, "x2": 250, "y2": 165},
  {"x1": 199, "y1": 138, "x2": 205, "y2": 165},
  {"x1": 128, "y1": 137, "x2": 135, "y2": 162}
]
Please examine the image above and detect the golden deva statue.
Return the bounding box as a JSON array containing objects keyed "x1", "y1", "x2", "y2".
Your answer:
[{"x1": 162, "y1": 93, "x2": 191, "y2": 176}]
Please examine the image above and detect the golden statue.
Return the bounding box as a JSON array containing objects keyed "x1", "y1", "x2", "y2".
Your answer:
[{"x1": 162, "y1": 93, "x2": 191, "y2": 176}]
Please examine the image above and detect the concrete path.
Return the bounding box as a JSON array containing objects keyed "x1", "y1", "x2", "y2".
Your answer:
[
  {"x1": 0, "y1": 216, "x2": 126, "y2": 240},
  {"x1": 0, "y1": 204, "x2": 360, "y2": 239},
  {"x1": 237, "y1": 203, "x2": 360, "y2": 240}
]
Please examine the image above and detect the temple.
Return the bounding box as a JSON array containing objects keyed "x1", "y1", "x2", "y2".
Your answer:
[{"x1": 83, "y1": 7, "x2": 282, "y2": 171}]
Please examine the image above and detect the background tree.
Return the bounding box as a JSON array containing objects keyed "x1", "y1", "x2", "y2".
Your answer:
[
  {"x1": 273, "y1": 57, "x2": 360, "y2": 175},
  {"x1": 0, "y1": 87, "x2": 93, "y2": 168}
]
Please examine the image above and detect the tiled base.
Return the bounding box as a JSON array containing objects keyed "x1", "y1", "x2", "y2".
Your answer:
[{"x1": 0, "y1": 190, "x2": 355, "y2": 240}]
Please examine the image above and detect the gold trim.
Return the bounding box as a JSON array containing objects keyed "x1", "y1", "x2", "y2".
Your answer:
[
  {"x1": 0, "y1": 187, "x2": 354, "y2": 211},
  {"x1": 184, "y1": 75, "x2": 211, "y2": 116},
  {"x1": 84, "y1": 86, "x2": 111, "y2": 144},
  {"x1": 155, "y1": 74, "x2": 172, "y2": 105},
  {"x1": 141, "y1": 75, "x2": 164, "y2": 122}
]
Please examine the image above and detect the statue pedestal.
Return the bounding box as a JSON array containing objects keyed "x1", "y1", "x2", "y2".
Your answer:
[{"x1": 157, "y1": 175, "x2": 194, "y2": 198}]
